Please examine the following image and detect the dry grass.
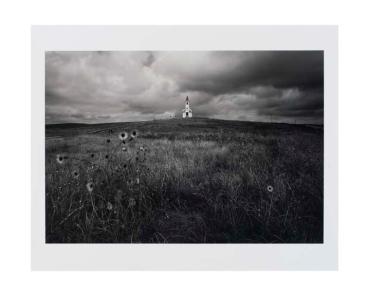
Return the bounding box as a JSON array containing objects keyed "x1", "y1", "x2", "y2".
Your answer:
[{"x1": 45, "y1": 118, "x2": 323, "y2": 243}]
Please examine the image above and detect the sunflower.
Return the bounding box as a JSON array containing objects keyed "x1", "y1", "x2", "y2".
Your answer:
[
  {"x1": 119, "y1": 131, "x2": 129, "y2": 141},
  {"x1": 267, "y1": 185, "x2": 274, "y2": 193},
  {"x1": 56, "y1": 154, "x2": 65, "y2": 164},
  {"x1": 131, "y1": 130, "x2": 138, "y2": 139},
  {"x1": 72, "y1": 170, "x2": 79, "y2": 178},
  {"x1": 86, "y1": 182, "x2": 94, "y2": 193}
]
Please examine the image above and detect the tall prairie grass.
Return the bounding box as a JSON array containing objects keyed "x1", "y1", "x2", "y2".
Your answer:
[{"x1": 45, "y1": 119, "x2": 323, "y2": 243}]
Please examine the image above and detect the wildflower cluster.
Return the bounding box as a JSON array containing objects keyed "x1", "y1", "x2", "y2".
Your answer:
[{"x1": 53, "y1": 129, "x2": 148, "y2": 219}]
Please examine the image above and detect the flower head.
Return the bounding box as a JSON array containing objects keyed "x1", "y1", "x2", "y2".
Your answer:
[
  {"x1": 56, "y1": 154, "x2": 65, "y2": 164},
  {"x1": 267, "y1": 185, "x2": 274, "y2": 193},
  {"x1": 86, "y1": 182, "x2": 94, "y2": 193},
  {"x1": 72, "y1": 170, "x2": 79, "y2": 178},
  {"x1": 131, "y1": 130, "x2": 138, "y2": 139},
  {"x1": 119, "y1": 131, "x2": 129, "y2": 141}
]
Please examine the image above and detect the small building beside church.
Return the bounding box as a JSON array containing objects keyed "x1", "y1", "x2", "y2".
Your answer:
[{"x1": 182, "y1": 96, "x2": 193, "y2": 118}]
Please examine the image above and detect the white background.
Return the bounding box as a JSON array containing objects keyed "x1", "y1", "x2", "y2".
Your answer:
[{"x1": 0, "y1": 0, "x2": 369, "y2": 295}]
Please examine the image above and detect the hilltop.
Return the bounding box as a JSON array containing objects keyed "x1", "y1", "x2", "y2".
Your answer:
[{"x1": 46, "y1": 117, "x2": 322, "y2": 138}]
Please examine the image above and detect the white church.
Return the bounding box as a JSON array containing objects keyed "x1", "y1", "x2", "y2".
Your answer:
[{"x1": 182, "y1": 96, "x2": 193, "y2": 118}]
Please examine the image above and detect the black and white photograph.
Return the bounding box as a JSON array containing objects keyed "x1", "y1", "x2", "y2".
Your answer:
[
  {"x1": 3, "y1": 0, "x2": 370, "y2": 291},
  {"x1": 45, "y1": 50, "x2": 324, "y2": 243}
]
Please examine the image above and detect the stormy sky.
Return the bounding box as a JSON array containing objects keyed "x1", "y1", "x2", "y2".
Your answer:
[{"x1": 45, "y1": 51, "x2": 323, "y2": 124}]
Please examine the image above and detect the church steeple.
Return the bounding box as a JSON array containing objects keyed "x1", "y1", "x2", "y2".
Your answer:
[{"x1": 182, "y1": 96, "x2": 193, "y2": 118}]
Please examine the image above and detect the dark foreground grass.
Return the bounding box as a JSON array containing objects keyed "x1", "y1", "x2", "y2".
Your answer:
[{"x1": 45, "y1": 118, "x2": 323, "y2": 243}]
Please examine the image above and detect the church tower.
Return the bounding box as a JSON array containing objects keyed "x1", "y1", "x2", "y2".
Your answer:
[{"x1": 182, "y1": 96, "x2": 193, "y2": 118}]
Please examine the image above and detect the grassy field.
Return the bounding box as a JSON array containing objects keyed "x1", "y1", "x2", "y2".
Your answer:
[{"x1": 45, "y1": 118, "x2": 323, "y2": 243}]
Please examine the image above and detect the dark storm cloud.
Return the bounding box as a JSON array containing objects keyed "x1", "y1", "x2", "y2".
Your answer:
[
  {"x1": 155, "y1": 51, "x2": 323, "y2": 93},
  {"x1": 45, "y1": 51, "x2": 323, "y2": 124}
]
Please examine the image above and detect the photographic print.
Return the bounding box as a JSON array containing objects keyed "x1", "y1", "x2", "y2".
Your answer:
[{"x1": 45, "y1": 50, "x2": 323, "y2": 244}]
